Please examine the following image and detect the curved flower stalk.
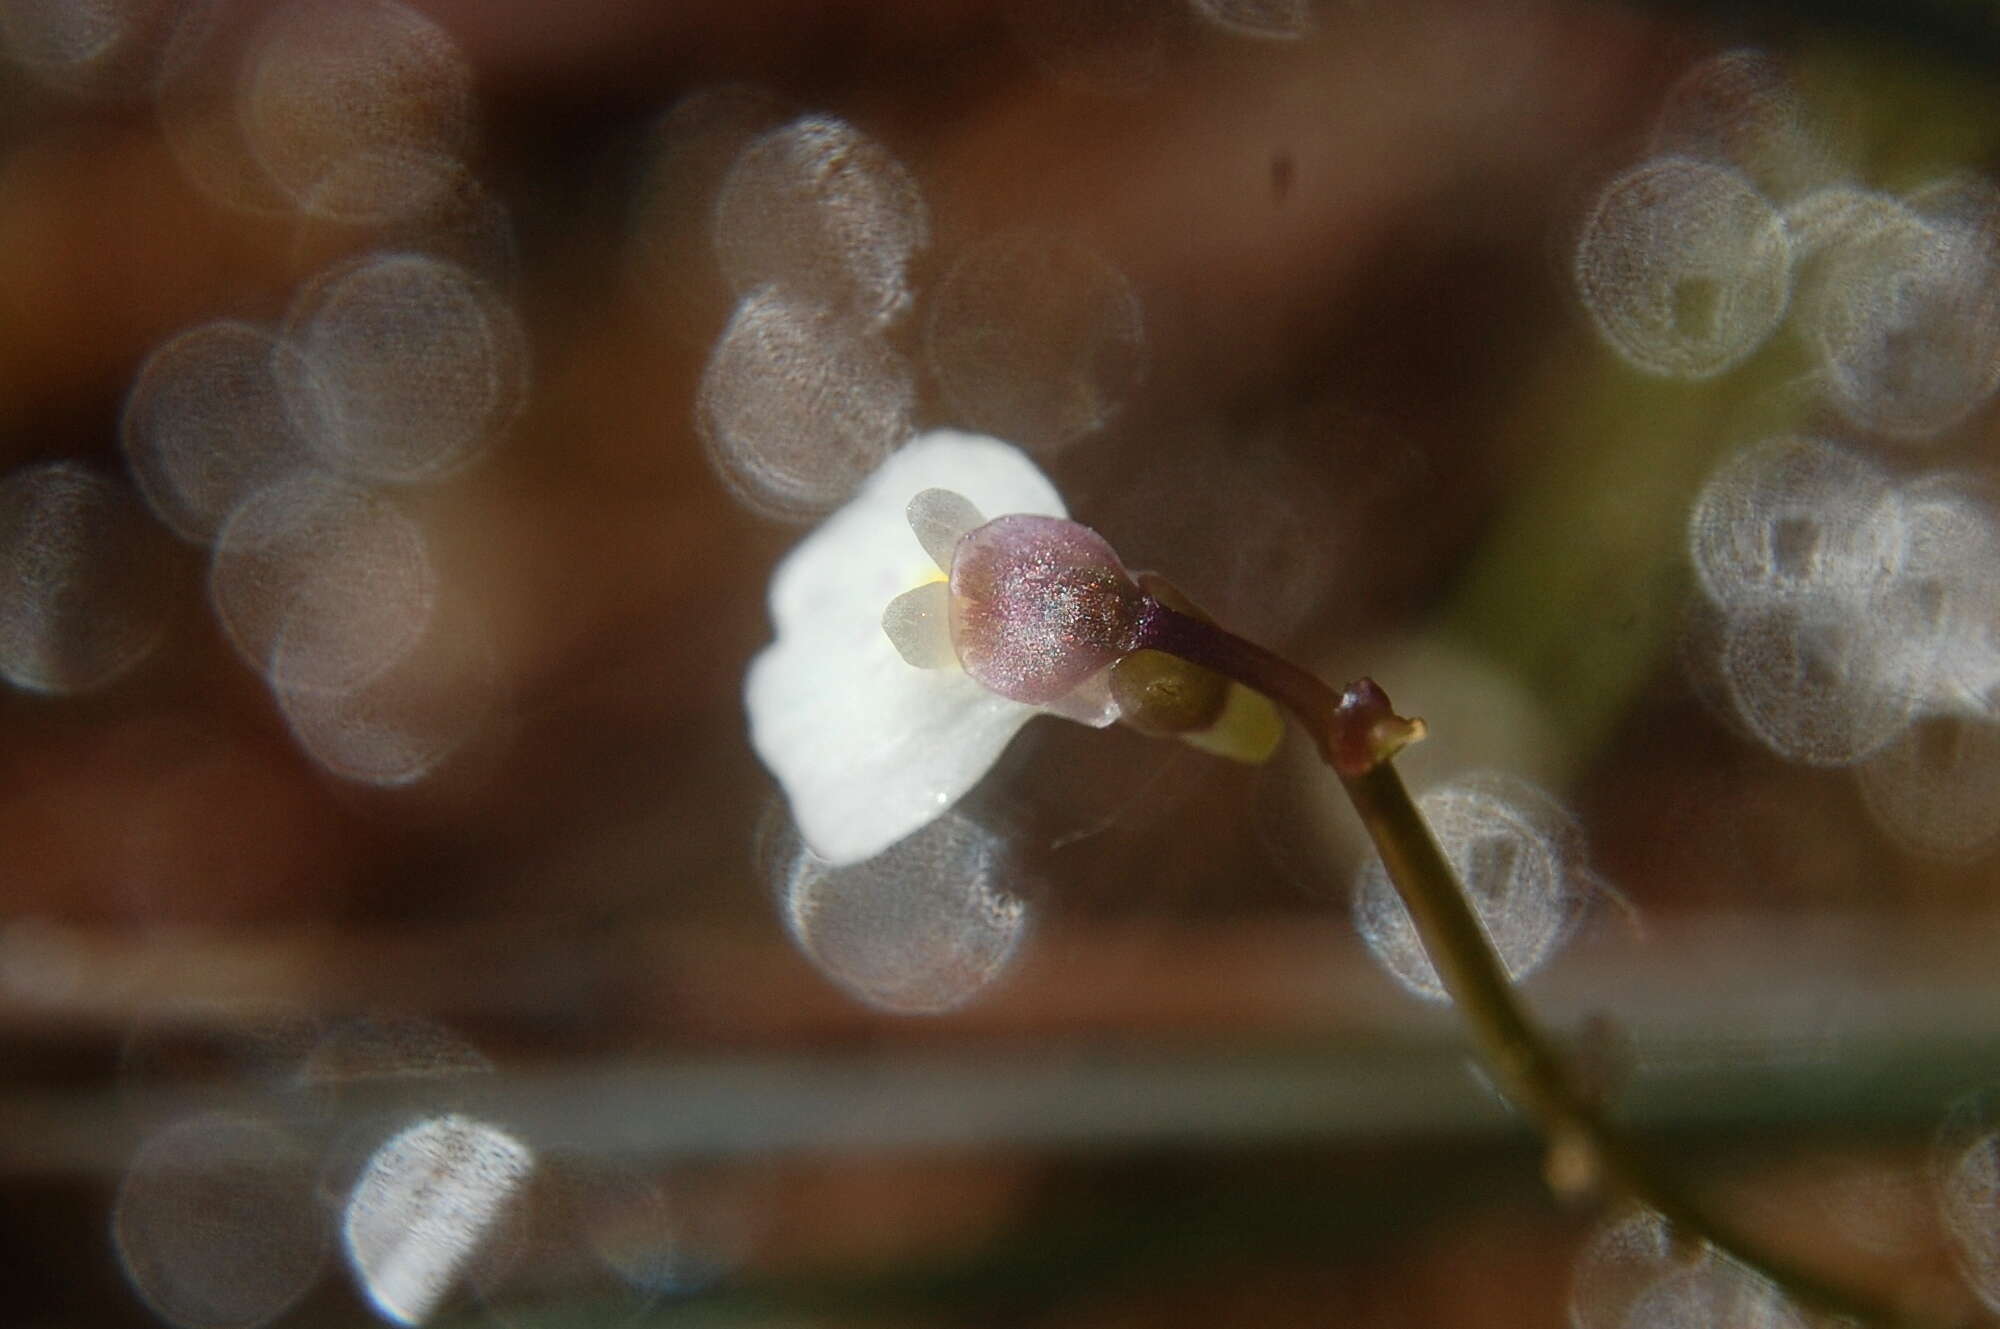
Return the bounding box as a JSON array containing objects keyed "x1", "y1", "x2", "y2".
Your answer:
[{"x1": 746, "y1": 429, "x2": 1958, "y2": 1329}]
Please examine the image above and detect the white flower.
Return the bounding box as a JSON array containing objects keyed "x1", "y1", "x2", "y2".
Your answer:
[{"x1": 745, "y1": 430, "x2": 1102, "y2": 866}]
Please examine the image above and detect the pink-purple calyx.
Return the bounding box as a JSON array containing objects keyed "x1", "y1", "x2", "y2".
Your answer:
[
  {"x1": 947, "y1": 513, "x2": 1153, "y2": 706},
  {"x1": 882, "y1": 489, "x2": 1155, "y2": 712},
  {"x1": 877, "y1": 481, "x2": 1287, "y2": 765}
]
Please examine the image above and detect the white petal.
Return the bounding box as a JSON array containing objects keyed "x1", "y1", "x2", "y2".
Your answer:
[
  {"x1": 889, "y1": 431, "x2": 1065, "y2": 522},
  {"x1": 907, "y1": 487, "x2": 984, "y2": 573},
  {"x1": 882, "y1": 580, "x2": 956, "y2": 669},
  {"x1": 746, "y1": 430, "x2": 1066, "y2": 865}
]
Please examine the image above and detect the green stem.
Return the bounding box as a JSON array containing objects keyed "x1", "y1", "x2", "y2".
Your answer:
[
  {"x1": 1138, "y1": 609, "x2": 1968, "y2": 1329},
  {"x1": 1339, "y1": 752, "x2": 1915, "y2": 1328}
]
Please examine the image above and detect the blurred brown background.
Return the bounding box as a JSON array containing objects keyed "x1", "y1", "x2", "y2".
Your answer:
[{"x1": 5, "y1": 1, "x2": 2000, "y2": 1326}]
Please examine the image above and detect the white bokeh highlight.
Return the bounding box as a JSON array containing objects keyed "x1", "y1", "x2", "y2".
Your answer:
[
  {"x1": 628, "y1": 84, "x2": 791, "y2": 338},
  {"x1": 712, "y1": 112, "x2": 928, "y2": 329},
  {"x1": 281, "y1": 253, "x2": 527, "y2": 484},
  {"x1": 275, "y1": 597, "x2": 499, "y2": 788},
  {"x1": 469, "y1": 1153, "x2": 681, "y2": 1326},
  {"x1": 1942, "y1": 1130, "x2": 2000, "y2": 1313},
  {"x1": 342, "y1": 1114, "x2": 534, "y2": 1326},
  {"x1": 1686, "y1": 437, "x2": 2000, "y2": 790},
  {"x1": 1686, "y1": 437, "x2": 1914, "y2": 767},
  {"x1": 0, "y1": 0, "x2": 184, "y2": 96},
  {"x1": 240, "y1": 0, "x2": 475, "y2": 223},
  {"x1": 1352, "y1": 773, "x2": 1591, "y2": 1003},
  {"x1": 698, "y1": 284, "x2": 915, "y2": 521},
  {"x1": 1686, "y1": 435, "x2": 1900, "y2": 612},
  {"x1": 1859, "y1": 716, "x2": 2000, "y2": 861},
  {"x1": 208, "y1": 474, "x2": 436, "y2": 695},
  {"x1": 1649, "y1": 49, "x2": 1838, "y2": 202},
  {"x1": 1933, "y1": 1089, "x2": 2000, "y2": 1314},
  {"x1": 1574, "y1": 156, "x2": 1793, "y2": 379},
  {"x1": 775, "y1": 809, "x2": 1030, "y2": 1014},
  {"x1": 122, "y1": 320, "x2": 322, "y2": 543},
  {"x1": 1570, "y1": 1210, "x2": 1804, "y2": 1329},
  {"x1": 114, "y1": 1113, "x2": 326, "y2": 1329},
  {"x1": 924, "y1": 231, "x2": 1147, "y2": 456},
  {"x1": 0, "y1": 460, "x2": 172, "y2": 695},
  {"x1": 1719, "y1": 600, "x2": 1914, "y2": 766},
  {"x1": 1879, "y1": 477, "x2": 2000, "y2": 716},
  {"x1": 1791, "y1": 182, "x2": 2000, "y2": 440}
]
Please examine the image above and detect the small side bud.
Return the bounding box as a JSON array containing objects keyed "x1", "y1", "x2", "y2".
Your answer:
[
  {"x1": 949, "y1": 514, "x2": 1152, "y2": 706},
  {"x1": 1110, "y1": 649, "x2": 1227, "y2": 734},
  {"x1": 1120, "y1": 574, "x2": 1226, "y2": 730},
  {"x1": 1117, "y1": 574, "x2": 1283, "y2": 761}
]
